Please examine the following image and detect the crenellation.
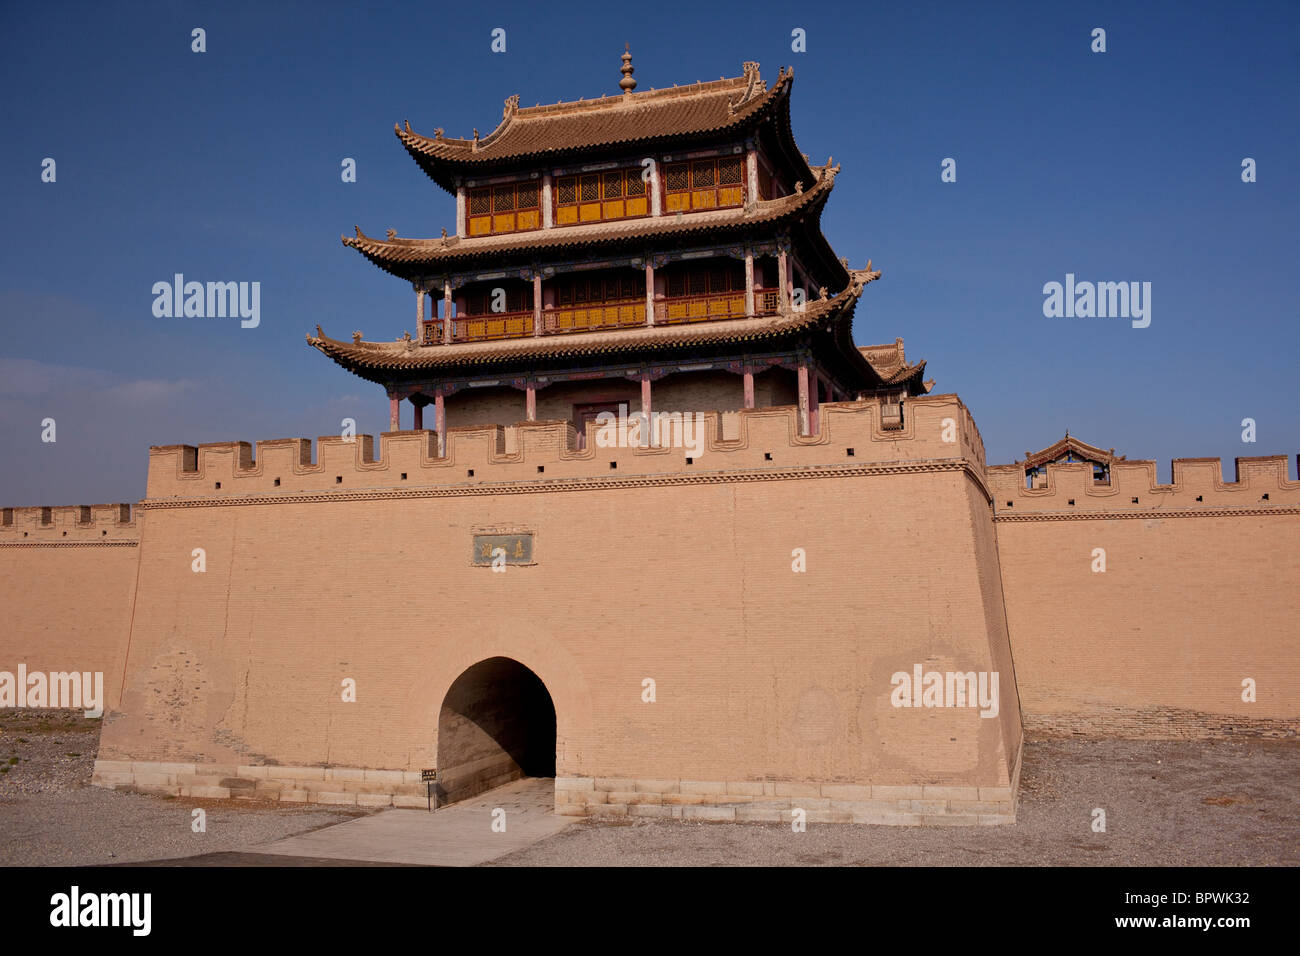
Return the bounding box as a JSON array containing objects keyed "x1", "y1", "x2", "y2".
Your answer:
[
  {"x1": 139, "y1": 397, "x2": 988, "y2": 503},
  {"x1": 0, "y1": 502, "x2": 138, "y2": 543},
  {"x1": 990, "y1": 452, "x2": 1300, "y2": 516}
]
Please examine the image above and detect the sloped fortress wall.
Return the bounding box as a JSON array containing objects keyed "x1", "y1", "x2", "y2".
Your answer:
[
  {"x1": 92, "y1": 395, "x2": 1024, "y2": 823},
  {"x1": 990, "y1": 458, "x2": 1300, "y2": 738},
  {"x1": 0, "y1": 505, "x2": 139, "y2": 709}
]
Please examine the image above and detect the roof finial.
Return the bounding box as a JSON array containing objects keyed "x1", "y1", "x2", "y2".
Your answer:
[{"x1": 619, "y1": 43, "x2": 637, "y2": 93}]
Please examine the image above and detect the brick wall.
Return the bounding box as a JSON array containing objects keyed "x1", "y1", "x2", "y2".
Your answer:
[
  {"x1": 0, "y1": 504, "x2": 139, "y2": 708},
  {"x1": 991, "y1": 455, "x2": 1300, "y2": 737},
  {"x1": 93, "y1": 396, "x2": 1022, "y2": 820}
]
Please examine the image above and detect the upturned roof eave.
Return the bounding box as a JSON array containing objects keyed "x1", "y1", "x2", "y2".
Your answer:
[
  {"x1": 340, "y1": 163, "x2": 839, "y2": 280},
  {"x1": 395, "y1": 66, "x2": 802, "y2": 196}
]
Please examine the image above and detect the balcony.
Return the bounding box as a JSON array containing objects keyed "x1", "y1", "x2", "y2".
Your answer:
[
  {"x1": 544, "y1": 299, "x2": 645, "y2": 334},
  {"x1": 451, "y1": 311, "x2": 533, "y2": 343},
  {"x1": 654, "y1": 289, "x2": 779, "y2": 326},
  {"x1": 420, "y1": 292, "x2": 782, "y2": 345}
]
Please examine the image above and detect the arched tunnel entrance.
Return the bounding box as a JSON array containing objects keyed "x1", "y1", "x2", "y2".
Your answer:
[{"x1": 435, "y1": 657, "x2": 556, "y2": 806}]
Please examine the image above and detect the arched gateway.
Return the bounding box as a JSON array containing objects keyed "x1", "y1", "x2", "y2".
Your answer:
[{"x1": 436, "y1": 657, "x2": 556, "y2": 806}]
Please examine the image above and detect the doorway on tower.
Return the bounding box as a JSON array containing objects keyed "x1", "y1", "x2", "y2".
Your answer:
[
  {"x1": 435, "y1": 657, "x2": 556, "y2": 806},
  {"x1": 572, "y1": 402, "x2": 624, "y2": 451}
]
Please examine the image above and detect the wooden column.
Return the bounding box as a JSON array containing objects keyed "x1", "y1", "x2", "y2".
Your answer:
[
  {"x1": 541, "y1": 173, "x2": 553, "y2": 228},
  {"x1": 743, "y1": 368, "x2": 755, "y2": 409},
  {"x1": 415, "y1": 284, "x2": 425, "y2": 326},
  {"x1": 525, "y1": 385, "x2": 537, "y2": 421},
  {"x1": 533, "y1": 274, "x2": 542, "y2": 336},
  {"x1": 640, "y1": 375, "x2": 652, "y2": 418},
  {"x1": 443, "y1": 281, "x2": 453, "y2": 345},
  {"x1": 746, "y1": 148, "x2": 759, "y2": 204},
  {"x1": 778, "y1": 250, "x2": 790, "y2": 313},
  {"x1": 744, "y1": 253, "x2": 755, "y2": 317},
  {"x1": 412, "y1": 399, "x2": 423, "y2": 431},
  {"x1": 645, "y1": 263, "x2": 655, "y2": 325},
  {"x1": 649, "y1": 161, "x2": 662, "y2": 217},
  {"x1": 796, "y1": 362, "x2": 810, "y2": 436},
  {"x1": 389, "y1": 394, "x2": 400, "y2": 431},
  {"x1": 455, "y1": 187, "x2": 466, "y2": 236},
  {"x1": 435, "y1": 391, "x2": 446, "y2": 456}
]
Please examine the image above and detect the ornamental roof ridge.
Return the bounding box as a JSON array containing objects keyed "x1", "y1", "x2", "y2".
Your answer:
[{"x1": 393, "y1": 63, "x2": 793, "y2": 178}]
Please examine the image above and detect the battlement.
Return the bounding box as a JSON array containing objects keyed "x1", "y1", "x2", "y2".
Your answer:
[
  {"x1": 989, "y1": 455, "x2": 1300, "y2": 517},
  {"x1": 143, "y1": 395, "x2": 988, "y2": 502},
  {"x1": 0, "y1": 502, "x2": 137, "y2": 544}
]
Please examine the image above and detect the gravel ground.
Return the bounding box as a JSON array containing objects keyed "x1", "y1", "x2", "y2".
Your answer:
[
  {"x1": 2, "y1": 711, "x2": 1295, "y2": 866},
  {"x1": 0, "y1": 711, "x2": 366, "y2": 866},
  {"x1": 490, "y1": 738, "x2": 1299, "y2": 866}
]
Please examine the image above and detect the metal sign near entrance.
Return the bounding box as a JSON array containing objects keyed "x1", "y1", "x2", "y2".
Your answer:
[{"x1": 422, "y1": 769, "x2": 437, "y2": 811}]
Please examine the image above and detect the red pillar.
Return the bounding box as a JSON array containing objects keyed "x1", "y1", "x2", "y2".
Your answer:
[
  {"x1": 743, "y1": 369, "x2": 755, "y2": 409},
  {"x1": 640, "y1": 374, "x2": 652, "y2": 418},
  {"x1": 796, "y1": 363, "x2": 810, "y2": 436},
  {"x1": 389, "y1": 394, "x2": 400, "y2": 431},
  {"x1": 526, "y1": 384, "x2": 536, "y2": 421},
  {"x1": 413, "y1": 400, "x2": 423, "y2": 431}
]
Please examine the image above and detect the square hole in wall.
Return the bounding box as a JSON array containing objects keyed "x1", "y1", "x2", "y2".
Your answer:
[
  {"x1": 336, "y1": 476, "x2": 343, "y2": 484},
  {"x1": 537, "y1": 465, "x2": 545, "y2": 474},
  {"x1": 273, "y1": 478, "x2": 280, "y2": 487},
  {"x1": 1196, "y1": 495, "x2": 1203, "y2": 502},
  {"x1": 686, "y1": 457, "x2": 694, "y2": 465},
  {"x1": 609, "y1": 461, "x2": 617, "y2": 469},
  {"x1": 467, "y1": 469, "x2": 474, "y2": 478},
  {"x1": 764, "y1": 452, "x2": 772, "y2": 461},
  {"x1": 1262, "y1": 493, "x2": 1270, "y2": 501},
  {"x1": 847, "y1": 448, "x2": 855, "y2": 457},
  {"x1": 1131, "y1": 497, "x2": 1138, "y2": 504},
  {"x1": 401, "y1": 473, "x2": 407, "y2": 481},
  {"x1": 214, "y1": 482, "x2": 221, "y2": 490},
  {"x1": 102, "y1": 530, "x2": 107, "y2": 536},
  {"x1": 1068, "y1": 499, "x2": 1075, "y2": 506},
  {"x1": 1006, "y1": 501, "x2": 1013, "y2": 508}
]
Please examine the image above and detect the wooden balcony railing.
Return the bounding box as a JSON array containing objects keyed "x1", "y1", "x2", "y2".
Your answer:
[
  {"x1": 544, "y1": 299, "x2": 645, "y2": 335},
  {"x1": 655, "y1": 291, "x2": 747, "y2": 325},
  {"x1": 420, "y1": 291, "x2": 784, "y2": 346},
  {"x1": 451, "y1": 311, "x2": 534, "y2": 343}
]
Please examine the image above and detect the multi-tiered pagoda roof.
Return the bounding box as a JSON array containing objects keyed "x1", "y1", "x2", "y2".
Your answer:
[{"x1": 310, "y1": 53, "x2": 930, "y2": 441}]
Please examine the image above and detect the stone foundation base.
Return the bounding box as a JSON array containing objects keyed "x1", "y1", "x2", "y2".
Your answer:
[
  {"x1": 555, "y1": 778, "x2": 1016, "y2": 825},
  {"x1": 91, "y1": 760, "x2": 433, "y2": 808},
  {"x1": 95, "y1": 754, "x2": 1023, "y2": 825}
]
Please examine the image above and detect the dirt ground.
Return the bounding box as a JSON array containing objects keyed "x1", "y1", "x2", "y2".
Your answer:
[{"x1": 1, "y1": 711, "x2": 1294, "y2": 866}]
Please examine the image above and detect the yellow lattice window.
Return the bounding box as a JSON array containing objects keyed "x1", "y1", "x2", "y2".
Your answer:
[
  {"x1": 466, "y1": 182, "x2": 540, "y2": 236},
  {"x1": 555, "y1": 169, "x2": 648, "y2": 225},
  {"x1": 664, "y1": 158, "x2": 745, "y2": 213}
]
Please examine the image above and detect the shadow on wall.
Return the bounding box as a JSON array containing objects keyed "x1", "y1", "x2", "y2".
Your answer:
[{"x1": 436, "y1": 656, "x2": 556, "y2": 805}]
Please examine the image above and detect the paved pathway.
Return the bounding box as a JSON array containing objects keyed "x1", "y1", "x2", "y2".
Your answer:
[{"x1": 247, "y1": 777, "x2": 570, "y2": 866}]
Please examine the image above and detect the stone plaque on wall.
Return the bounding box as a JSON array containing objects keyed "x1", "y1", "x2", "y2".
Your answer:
[{"x1": 472, "y1": 533, "x2": 534, "y2": 566}]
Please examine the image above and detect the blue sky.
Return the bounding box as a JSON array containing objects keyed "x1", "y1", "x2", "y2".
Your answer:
[{"x1": 1, "y1": 0, "x2": 1297, "y2": 505}]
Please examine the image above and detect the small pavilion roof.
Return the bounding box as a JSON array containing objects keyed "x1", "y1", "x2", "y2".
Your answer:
[
  {"x1": 1021, "y1": 433, "x2": 1124, "y2": 468},
  {"x1": 343, "y1": 162, "x2": 839, "y2": 278},
  {"x1": 857, "y1": 337, "x2": 931, "y2": 394},
  {"x1": 395, "y1": 61, "x2": 813, "y2": 193},
  {"x1": 307, "y1": 274, "x2": 884, "y2": 384}
]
